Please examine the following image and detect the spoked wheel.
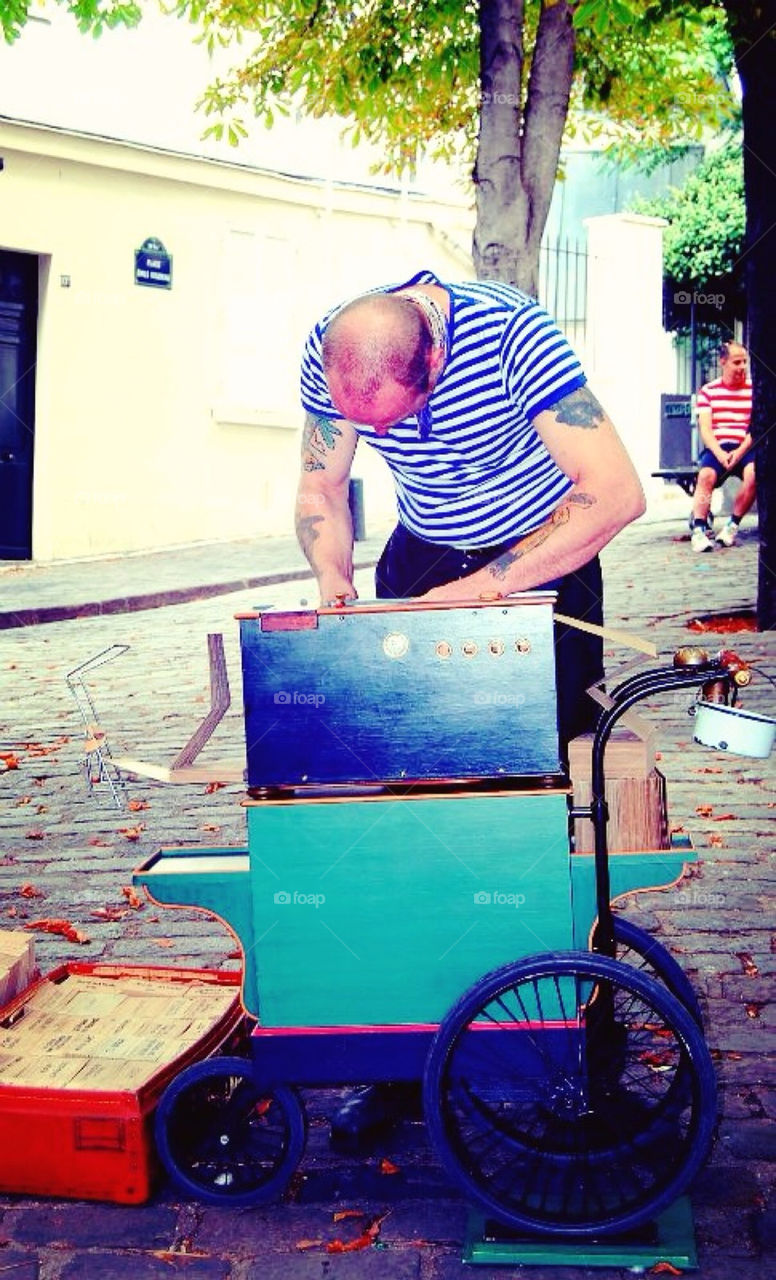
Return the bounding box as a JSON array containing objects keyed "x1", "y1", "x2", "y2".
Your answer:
[
  {"x1": 154, "y1": 1056, "x2": 306, "y2": 1206},
  {"x1": 424, "y1": 952, "x2": 717, "y2": 1237},
  {"x1": 594, "y1": 917, "x2": 704, "y2": 1025}
]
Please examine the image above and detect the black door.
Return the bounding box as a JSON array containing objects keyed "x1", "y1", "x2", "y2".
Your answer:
[{"x1": 0, "y1": 251, "x2": 38, "y2": 559}]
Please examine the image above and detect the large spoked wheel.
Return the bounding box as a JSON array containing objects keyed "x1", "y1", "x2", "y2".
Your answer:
[
  {"x1": 595, "y1": 917, "x2": 704, "y2": 1025},
  {"x1": 154, "y1": 1056, "x2": 306, "y2": 1207},
  {"x1": 424, "y1": 952, "x2": 717, "y2": 1238}
]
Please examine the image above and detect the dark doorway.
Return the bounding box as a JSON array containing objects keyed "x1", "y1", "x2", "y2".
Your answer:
[{"x1": 0, "y1": 250, "x2": 38, "y2": 559}]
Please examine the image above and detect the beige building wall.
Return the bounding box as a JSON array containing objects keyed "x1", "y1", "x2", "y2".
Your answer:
[{"x1": 0, "y1": 121, "x2": 474, "y2": 560}]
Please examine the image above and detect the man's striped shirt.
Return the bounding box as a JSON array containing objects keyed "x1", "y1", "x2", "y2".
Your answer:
[
  {"x1": 696, "y1": 378, "x2": 752, "y2": 447},
  {"x1": 300, "y1": 270, "x2": 586, "y2": 548}
]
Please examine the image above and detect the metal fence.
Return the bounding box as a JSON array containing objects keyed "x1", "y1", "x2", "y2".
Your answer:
[{"x1": 538, "y1": 235, "x2": 587, "y2": 348}]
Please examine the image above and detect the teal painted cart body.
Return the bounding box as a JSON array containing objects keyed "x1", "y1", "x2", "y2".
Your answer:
[{"x1": 135, "y1": 790, "x2": 691, "y2": 1028}]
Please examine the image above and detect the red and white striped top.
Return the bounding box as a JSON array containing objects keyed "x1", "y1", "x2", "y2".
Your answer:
[{"x1": 696, "y1": 378, "x2": 752, "y2": 446}]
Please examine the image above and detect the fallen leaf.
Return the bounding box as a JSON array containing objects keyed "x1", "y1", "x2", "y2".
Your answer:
[
  {"x1": 327, "y1": 1235, "x2": 372, "y2": 1254},
  {"x1": 88, "y1": 837, "x2": 111, "y2": 847},
  {"x1": 295, "y1": 1240, "x2": 323, "y2": 1252},
  {"x1": 127, "y1": 799, "x2": 150, "y2": 812},
  {"x1": 24, "y1": 918, "x2": 90, "y2": 944},
  {"x1": 118, "y1": 824, "x2": 145, "y2": 841},
  {"x1": 204, "y1": 781, "x2": 226, "y2": 794},
  {"x1": 0, "y1": 753, "x2": 19, "y2": 769},
  {"x1": 695, "y1": 804, "x2": 714, "y2": 817},
  {"x1": 711, "y1": 813, "x2": 736, "y2": 821},
  {"x1": 91, "y1": 907, "x2": 130, "y2": 922},
  {"x1": 16, "y1": 796, "x2": 32, "y2": 807},
  {"x1": 745, "y1": 1004, "x2": 761, "y2": 1019},
  {"x1": 121, "y1": 885, "x2": 145, "y2": 910},
  {"x1": 153, "y1": 938, "x2": 174, "y2": 948},
  {"x1": 380, "y1": 1158, "x2": 400, "y2": 1175},
  {"x1": 708, "y1": 834, "x2": 725, "y2": 847},
  {"x1": 24, "y1": 830, "x2": 45, "y2": 841},
  {"x1": 19, "y1": 883, "x2": 44, "y2": 899},
  {"x1": 650, "y1": 1264, "x2": 683, "y2": 1276},
  {"x1": 23, "y1": 736, "x2": 69, "y2": 757},
  {"x1": 201, "y1": 823, "x2": 221, "y2": 833},
  {"x1": 333, "y1": 1210, "x2": 366, "y2": 1223},
  {"x1": 737, "y1": 952, "x2": 759, "y2": 977}
]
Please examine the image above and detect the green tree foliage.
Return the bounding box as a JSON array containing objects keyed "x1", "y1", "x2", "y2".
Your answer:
[
  {"x1": 1, "y1": 1, "x2": 736, "y2": 174},
  {"x1": 635, "y1": 144, "x2": 745, "y2": 287}
]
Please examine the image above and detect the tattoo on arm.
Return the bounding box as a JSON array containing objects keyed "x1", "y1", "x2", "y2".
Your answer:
[
  {"x1": 550, "y1": 388, "x2": 605, "y2": 429},
  {"x1": 302, "y1": 413, "x2": 343, "y2": 472},
  {"x1": 296, "y1": 513, "x2": 324, "y2": 566},
  {"x1": 486, "y1": 500, "x2": 590, "y2": 581}
]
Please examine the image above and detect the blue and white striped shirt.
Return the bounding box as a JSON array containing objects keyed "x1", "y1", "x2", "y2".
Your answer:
[{"x1": 300, "y1": 270, "x2": 586, "y2": 548}]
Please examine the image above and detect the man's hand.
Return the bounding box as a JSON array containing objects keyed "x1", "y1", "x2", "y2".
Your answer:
[{"x1": 318, "y1": 575, "x2": 358, "y2": 607}]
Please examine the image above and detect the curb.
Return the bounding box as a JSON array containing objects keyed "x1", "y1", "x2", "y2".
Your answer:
[{"x1": 0, "y1": 558, "x2": 380, "y2": 631}]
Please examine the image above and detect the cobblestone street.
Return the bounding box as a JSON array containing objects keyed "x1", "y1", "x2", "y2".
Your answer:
[{"x1": 0, "y1": 507, "x2": 773, "y2": 1279}]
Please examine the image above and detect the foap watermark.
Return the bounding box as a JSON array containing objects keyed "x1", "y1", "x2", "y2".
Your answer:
[
  {"x1": 481, "y1": 90, "x2": 519, "y2": 107},
  {"x1": 474, "y1": 691, "x2": 526, "y2": 708},
  {"x1": 273, "y1": 690, "x2": 326, "y2": 707},
  {"x1": 473, "y1": 890, "x2": 526, "y2": 908},
  {"x1": 674, "y1": 289, "x2": 726, "y2": 311},
  {"x1": 683, "y1": 889, "x2": 725, "y2": 907},
  {"x1": 273, "y1": 890, "x2": 326, "y2": 908}
]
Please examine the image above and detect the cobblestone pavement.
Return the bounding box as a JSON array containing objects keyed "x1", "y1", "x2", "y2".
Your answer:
[{"x1": 0, "y1": 508, "x2": 773, "y2": 1279}]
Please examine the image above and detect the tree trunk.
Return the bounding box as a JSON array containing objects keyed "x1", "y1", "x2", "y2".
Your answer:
[
  {"x1": 474, "y1": 0, "x2": 575, "y2": 294},
  {"x1": 726, "y1": 3, "x2": 776, "y2": 628}
]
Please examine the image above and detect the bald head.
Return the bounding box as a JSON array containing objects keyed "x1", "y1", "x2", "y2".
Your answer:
[{"x1": 321, "y1": 293, "x2": 432, "y2": 430}]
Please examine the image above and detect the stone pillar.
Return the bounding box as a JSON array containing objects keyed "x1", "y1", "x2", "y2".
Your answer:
[{"x1": 583, "y1": 214, "x2": 668, "y2": 500}]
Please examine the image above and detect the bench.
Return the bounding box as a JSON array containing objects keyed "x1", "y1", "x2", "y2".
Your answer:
[{"x1": 651, "y1": 467, "x2": 699, "y2": 497}]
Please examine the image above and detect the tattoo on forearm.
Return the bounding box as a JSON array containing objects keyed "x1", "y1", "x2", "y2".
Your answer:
[
  {"x1": 551, "y1": 388, "x2": 605, "y2": 429},
  {"x1": 302, "y1": 413, "x2": 343, "y2": 472},
  {"x1": 568, "y1": 491, "x2": 596, "y2": 508},
  {"x1": 487, "y1": 504, "x2": 571, "y2": 581},
  {"x1": 296, "y1": 513, "x2": 324, "y2": 565}
]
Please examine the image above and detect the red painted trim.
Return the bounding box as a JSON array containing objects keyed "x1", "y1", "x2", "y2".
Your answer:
[{"x1": 251, "y1": 1018, "x2": 577, "y2": 1037}]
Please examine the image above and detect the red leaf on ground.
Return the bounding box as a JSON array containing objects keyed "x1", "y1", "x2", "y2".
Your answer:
[
  {"x1": 127, "y1": 799, "x2": 150, "y2": 812},
  {"x1": 19, "y1": 883, "x2": 44, "y2": 899},
  {"x1": 91, "y1": 907, "x2": 130, "y2": 922},
  {"x1": 711, "y1": 813, "x2": 736, "y2": 821},
  {"x1": 333, "y1": 1210, "x2": 366, "y2": 1223},
  {"x1": 24, "y1": 918, "x2": 90, "y2": 944},
  {"x1": 695, "y1": 804, "x2": 714, "y2": 817},
  {"x1": 327, "y1": 1234, "x2": 372, "y2": 1254},
  {"x1": 24, "y1": 830, "x2": 45, "y2": 841},
  {"x1": 121, "y1": 886, "x2": 145, "y2": 910},
  {"x1": 736, "y1": 952, "x2": 759, "y2": 977},
  {"x1": 0, "y1": 753, "x2": 19, "y2": 769},
  {"x1": 380, "y1": 1158, "x2": 400, "y2": 1175},
  {"x1": 88, "y1": 837, "x2": 111, "y2": 847},
  {"x1": 204, "y1": 781, "x2": 226, "y2": 794},
  {"x1": 118, "y1": 824, "x2": 145, "y2": 841},
  {"x1": 650, "y1": 1264, "x2": 683, "y2": 1276}
]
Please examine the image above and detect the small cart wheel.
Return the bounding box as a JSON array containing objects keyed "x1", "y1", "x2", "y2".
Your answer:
[
  {"x1": 423, "y1": 951, "x2": 717, "y2": 1238},
  {"x1": 598, "y1": 917, "x2": 704, "y2": 1024},
  {"x1": 154, "y1": 1056, "x2": 306, "y2": 1207}
]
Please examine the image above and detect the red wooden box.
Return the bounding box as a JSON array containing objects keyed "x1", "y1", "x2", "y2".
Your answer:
[{"x1": 0, "y1": 963, "x2": 242, "y2": 1204}]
